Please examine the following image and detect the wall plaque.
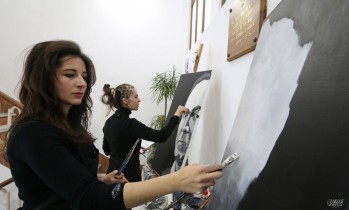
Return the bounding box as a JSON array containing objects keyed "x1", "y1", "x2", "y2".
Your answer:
[{"x1": 227, "y1": 0, "x2": 266, "y2": 61}]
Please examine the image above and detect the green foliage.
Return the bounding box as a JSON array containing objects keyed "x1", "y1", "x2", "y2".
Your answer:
[
  {"x1": 147, "y1": 115, "x2": 165, "y2": 164},
  {"x1": 147, "y1": 65, "x2": 179, "y2": 165},
  {"x1": 149, "y1": 65, "x2": 179, "y2": 117},
  {"x1": 150, "y1": 114, "x2": 166, "y2": 130},
  {"x1": 146, "y1": 143, "x2": 158, "y2": 165}
]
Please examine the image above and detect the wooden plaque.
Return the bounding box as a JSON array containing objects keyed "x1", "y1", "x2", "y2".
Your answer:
[{"x1": 227, "y1": 0, "x2": 266, "y2": 61}]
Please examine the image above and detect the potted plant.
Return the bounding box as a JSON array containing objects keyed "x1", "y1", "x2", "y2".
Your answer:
[{"x1": 147, "y1": 65, "x2": 179, "y2": 163}]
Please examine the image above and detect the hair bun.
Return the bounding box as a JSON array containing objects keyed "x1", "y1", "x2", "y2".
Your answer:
[{"x1": 103, "y1": 84, "x2": 110, "y2": 90}]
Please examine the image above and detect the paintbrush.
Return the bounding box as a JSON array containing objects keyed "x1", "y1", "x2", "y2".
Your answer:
[{"x1": 115, "y1": 138, "x2": 141, "y2": 176}]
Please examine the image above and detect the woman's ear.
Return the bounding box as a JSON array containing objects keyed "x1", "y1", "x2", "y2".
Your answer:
[{"x1": 122, "y1": 97, "x2": 128, "y2": 105}]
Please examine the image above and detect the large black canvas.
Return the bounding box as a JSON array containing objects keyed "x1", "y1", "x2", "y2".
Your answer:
[{"x1": 207, "y1": 0, "x2": 349, "y2": 210}]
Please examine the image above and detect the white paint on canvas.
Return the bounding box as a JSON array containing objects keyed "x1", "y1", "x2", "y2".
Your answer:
[{"x1": 211, "y1": 18, "x2": 313, "y2": 208}]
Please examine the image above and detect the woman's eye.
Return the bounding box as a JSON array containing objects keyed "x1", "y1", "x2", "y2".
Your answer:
[{"x1": 64, "y1": 74, "x2": 75, "y2": 78}]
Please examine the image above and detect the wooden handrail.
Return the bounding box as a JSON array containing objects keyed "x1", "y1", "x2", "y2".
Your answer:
[
  {"x1": 0, "y1": 177, "x2": 14, "y2": 189},
  {"x1": 0, "y1": 91, "x2": 23, "y2": 109}
]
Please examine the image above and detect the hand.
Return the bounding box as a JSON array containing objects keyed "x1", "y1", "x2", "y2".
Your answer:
[
  {"x1": 98, "y1": 170, "x2": 129, "y2": 184},
  {"x1": 173, "y1": 163, "x2": 224, "y2": 193},
  {"x1": 174, "y1": 105, "x2": 188, "y2": 117}
]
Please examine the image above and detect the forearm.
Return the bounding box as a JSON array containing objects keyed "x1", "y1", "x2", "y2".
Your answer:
[
  {"x1": 123, "y1": 173, "x2": 176, "y2": 208},
  {"x1": 134, "y1": 116, "x2": 179, "y2": 143},
  {"x1": 122, "y1": 163, "x2": 224, "y2": 208},
  {"x1": 152, "y1": 116, "x2": 179, "y2": 142}
]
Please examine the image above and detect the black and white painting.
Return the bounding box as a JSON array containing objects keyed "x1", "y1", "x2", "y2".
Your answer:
[
  {"x1": 172, "y1": 105, "x2": 202, "y2": 172},
  {"x1": 151, "y1": 71, "x2": 212, "y2": 175},
  {"x1": 207, "y1": 0, "x2": 349, "y2": 210},
  {"x1": 170, "y1": 73, "x2": 211, "y2": 210},
  {"x1": 171, "y1": 72, "x2": 211, "y2": 171}
]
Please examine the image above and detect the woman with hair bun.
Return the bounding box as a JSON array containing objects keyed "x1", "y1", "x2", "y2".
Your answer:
[{"x1": 101, "y1": 83, "x2": 187, "y2": 183}]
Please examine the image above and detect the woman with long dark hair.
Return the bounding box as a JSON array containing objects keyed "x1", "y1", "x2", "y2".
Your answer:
[{"x1": 4, "y1": 40, "x2": 223, "y2": 210}]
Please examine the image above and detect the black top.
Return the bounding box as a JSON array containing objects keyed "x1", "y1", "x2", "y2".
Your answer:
[
  {"x1": 103, "y1": 107, "x2": 179, "y2": 181},
  {"x1": 7, "y1": 117, "x2": 125, "y2": 210}
]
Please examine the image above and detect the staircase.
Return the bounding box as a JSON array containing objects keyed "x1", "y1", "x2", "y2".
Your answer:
[
  {"x1": 0, "y1": 91, "x2": 22, "y2": 168},
  {"x1": 0, "y1": 91, "x2": 23, "y2": 210}
]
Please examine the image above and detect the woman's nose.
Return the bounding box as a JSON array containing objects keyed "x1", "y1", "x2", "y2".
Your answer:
[{"x1": 77, "y1": 76, "x2": 87, "y2": 87}]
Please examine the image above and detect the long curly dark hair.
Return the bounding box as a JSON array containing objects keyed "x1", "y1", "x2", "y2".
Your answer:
[{"x1": 5, "y1": 40, "x2": 96, "y2": 153}]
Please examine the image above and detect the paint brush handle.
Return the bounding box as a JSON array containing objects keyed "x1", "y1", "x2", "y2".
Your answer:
[{"x1": 115, "y1": 138, "x2": 141, "y2": 176}]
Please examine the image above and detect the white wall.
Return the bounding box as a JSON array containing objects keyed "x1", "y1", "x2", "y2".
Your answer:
[
  {"x1": 183, "y1": 0, "x2": 282, "y2": 164},
  {"x1": 0, "y1": 0, "x2": 186, "y2": 150}
]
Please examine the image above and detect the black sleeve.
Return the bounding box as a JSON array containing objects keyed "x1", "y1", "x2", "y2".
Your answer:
[
  {"x1": 11, "y1": 122, "x2": 126, "y2": 210},
  {"x1": 129, "y1": 115, "x2": 180, "y2": 143},
  {"x1": 102, "y1": 127, "x2": 111, "y2": 155}
]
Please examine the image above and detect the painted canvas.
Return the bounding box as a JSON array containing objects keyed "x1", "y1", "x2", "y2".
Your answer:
[
  {"x1": 170, "y1": 73, "x2": 211, "y2": 210},
  {"x1": 151, "y1": 71, "x2": 212, "y2": 175},
  {"x1": 207, "y1": 0, "x2": 349, "y2": 210}
]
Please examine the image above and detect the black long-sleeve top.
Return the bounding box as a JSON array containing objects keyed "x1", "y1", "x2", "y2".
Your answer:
[
  {"x1": 103, "y1": 107, "x2": 179, "y2": 181},
  {"x1": 7, "y1": 118, "x2": 125, "y2": 210}
]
